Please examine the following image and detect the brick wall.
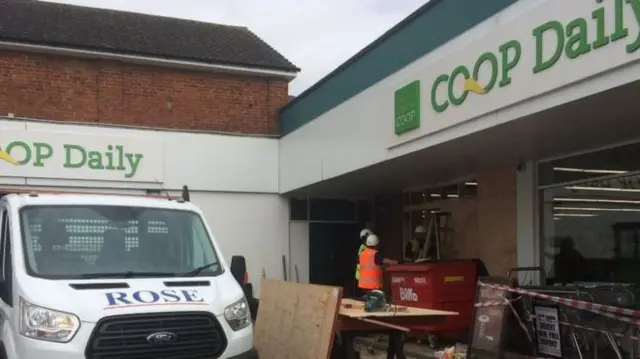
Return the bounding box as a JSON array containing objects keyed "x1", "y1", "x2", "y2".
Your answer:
[{"x1": 0, "y1": 51, "x2": 290, "y2": 135}]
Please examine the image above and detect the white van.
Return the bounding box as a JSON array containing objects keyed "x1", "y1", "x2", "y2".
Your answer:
[{"x1": 0, "y1": 191, "x2": 257, "y2": 359}]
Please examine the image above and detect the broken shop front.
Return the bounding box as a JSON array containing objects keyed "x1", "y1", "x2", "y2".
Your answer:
[{"x1": 279, "y1": 0, "x2": 640, "y2": 291}]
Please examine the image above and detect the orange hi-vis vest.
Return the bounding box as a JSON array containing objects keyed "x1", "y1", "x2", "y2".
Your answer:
[{"x1": 358, "y1": 247, "x2": 383, "y2": 290}]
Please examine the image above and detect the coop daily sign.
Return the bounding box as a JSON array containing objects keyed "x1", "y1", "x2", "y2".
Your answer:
[
  {"x1": 395, "y1": 0, "x2": 640, "y2": 134},
  {"x1": 0, "y1": 130, "x2": 164, "y2": 182}
]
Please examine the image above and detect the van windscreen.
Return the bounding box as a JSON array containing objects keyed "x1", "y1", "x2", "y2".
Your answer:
[{"x1": 19, "y1": 205, "x2": 222, "y2": 279}]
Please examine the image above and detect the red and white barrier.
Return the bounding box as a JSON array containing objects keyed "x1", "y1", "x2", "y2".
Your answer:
[
  {"x1": 477, "y1": 281, "x2": 640, "y2": 325},
  {"x1": 473, "y1": 281, "x2": 640, "y2": 359}
]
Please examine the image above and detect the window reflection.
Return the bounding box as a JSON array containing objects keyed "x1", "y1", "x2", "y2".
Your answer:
[{"x1": 541, "y1": 170, "x2": 640, "y2": 285}]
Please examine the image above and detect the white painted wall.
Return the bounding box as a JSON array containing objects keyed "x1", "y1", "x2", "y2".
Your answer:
[
  {"x1": 0, "y1": 118, "x2": 279, "y2": 193},
  {"x1": 516, "y1": 161, "x2": 540, "y2": 284},
  {"x1": 191, "y1": 192, "x2": 289, "y2": 298},
  {"x1": 280, "y1": 0, "x2": 640, "y2": 192},
  {"x1": 288, "y1": 222, "x2": 310, "y2": 284}
]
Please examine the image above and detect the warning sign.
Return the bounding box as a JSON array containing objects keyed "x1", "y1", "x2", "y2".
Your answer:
[{"x1": 533, "y1": 303, "x2": 562, "y2": 358}]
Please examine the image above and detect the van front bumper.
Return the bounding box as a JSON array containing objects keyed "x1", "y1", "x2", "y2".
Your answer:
[{"x1": 12, "y1": 315, "x2": 255, "y2": 359}]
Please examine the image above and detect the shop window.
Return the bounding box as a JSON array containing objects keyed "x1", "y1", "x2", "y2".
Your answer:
[
  {"x1": 442, "y1": 184, "x2": 459, "y2": 199},
  {"x1": 460, "y1": 181, "x2": 478, "y2": 197},
  {"x1": 540, "y1": 165, "x2": 640, "y2": 285},
  {"x1": 403, "y1": 179, "x2": 477, "y2": 205},
  {"x1": 404, "y1": 189, "x2": 444, "y2": 204},
  {"x1": 309, "y1": 199, "x2": 356, "y2": 222},
  {"x1": 539, "y1": 142, "x2": 640, "y2": 187},
  {"x1": 289, "y1": 198, "x2": 308, "y2": 221}
]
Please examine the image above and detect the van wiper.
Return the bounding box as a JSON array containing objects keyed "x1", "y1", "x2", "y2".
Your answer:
[
  {"x1": 180, "y1": 262, "x2": 218, "y2": 277},
  {"x1": 81, "y1": 271, "x2": 176, "y2": 279}
]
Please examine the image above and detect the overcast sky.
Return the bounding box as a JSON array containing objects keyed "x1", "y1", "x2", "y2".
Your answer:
[{"x1": 44, "y1": 0, "x2": 426, "y2": 95}]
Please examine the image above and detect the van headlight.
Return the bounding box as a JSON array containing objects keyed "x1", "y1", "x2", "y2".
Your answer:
[
  {"x1": 20, "y1": 297, "x2": 80, "y2": 342},
  {"x1": 224, "y1": 298, "x2": 251, "y2": 331}
]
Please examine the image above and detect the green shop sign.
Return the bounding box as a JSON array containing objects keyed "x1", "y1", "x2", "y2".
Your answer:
[
  {"x1": 0, "y1": 141, "x2": 143, "y2": 178},
  {"x1": 394, "y1": 0, "x2": 640, "y2": 133},
  {"x1": 394, "y1": 80, "x2": 421, "y2": 134}
]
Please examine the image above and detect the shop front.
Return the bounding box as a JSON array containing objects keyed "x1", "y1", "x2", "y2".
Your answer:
[{"x1": 278, "y1": 0, "x2": 640, "y2": 288}]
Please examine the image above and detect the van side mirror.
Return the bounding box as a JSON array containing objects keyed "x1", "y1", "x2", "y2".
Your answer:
[{"x1": 230, "y1": 255, "x2": 246, "y2": 286}]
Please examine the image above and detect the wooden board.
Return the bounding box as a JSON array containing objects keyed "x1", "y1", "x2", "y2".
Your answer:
[
  {"x1": 254, "y1": 279, "x2": 343, "y2": 359},
  {"x1": 339, "y1": 298, "x2": 458, "y2": 318}
]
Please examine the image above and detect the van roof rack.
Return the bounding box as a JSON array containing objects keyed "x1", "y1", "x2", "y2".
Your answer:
[
  {"x1": 1, "y1": 184, "x2": 192, "y2": 202},
  {"x1": 1, "y1": 188, "x2": 170, "y2": 200}
]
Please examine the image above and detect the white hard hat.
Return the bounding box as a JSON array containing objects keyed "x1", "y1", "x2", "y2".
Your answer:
[
  {"x1": 366, "y1": 234, "x2": 380, "y2": 246},
  {"x1": 414, "y1": 225, "x2": 426, "y2": 234},
  {"x1": 360, "y1": 228, "x2": 373, "y2": 239}
]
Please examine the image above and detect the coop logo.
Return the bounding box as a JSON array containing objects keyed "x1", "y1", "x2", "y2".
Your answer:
[
  {"x1": 0, "y1": 146, "x2": 19, "y2": 165},
  {"x1": 399, "y1": 287, "x2": 418, "y2": 302}
]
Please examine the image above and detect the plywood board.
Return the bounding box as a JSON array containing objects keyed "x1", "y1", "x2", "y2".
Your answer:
[
  {"x1": 254, "y1": 279, "x2": 343, "y2": 359},
  {"x1": 340, "y1": 298, "x2": 458, "y2": 318}
]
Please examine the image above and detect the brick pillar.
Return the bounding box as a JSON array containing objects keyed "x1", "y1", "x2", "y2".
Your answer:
[{"x1": 476, "y1": 166, "x2": 518, "y2": 277}]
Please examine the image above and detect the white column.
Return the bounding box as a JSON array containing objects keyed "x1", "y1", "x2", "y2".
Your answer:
[
  {"x1": 288, "y1": 222, "x2": 309, "y2": 283},
  {"x1": 516, "y1": 161, "x2": 541, "y2": 285}
]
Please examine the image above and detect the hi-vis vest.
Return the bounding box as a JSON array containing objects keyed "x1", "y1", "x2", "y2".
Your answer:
[
  {"x1": 355, "y1": 244, "x2": 366, "y2": 280},
  {"x1": 358, "y1": 247, "x2": 383, "y2": 290}
]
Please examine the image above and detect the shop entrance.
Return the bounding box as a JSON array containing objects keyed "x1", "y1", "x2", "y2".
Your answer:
[
  {"x1": 309, "y1": 222, "x2": 361, "y2": 294},
  {"x1": 289, "y1": 197, "x2": 372, "y2": 296}
]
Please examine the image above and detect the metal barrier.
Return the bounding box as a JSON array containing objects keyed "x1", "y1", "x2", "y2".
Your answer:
[{"x1": 474, "y1": 268, "x2": 640, "y2": 358}]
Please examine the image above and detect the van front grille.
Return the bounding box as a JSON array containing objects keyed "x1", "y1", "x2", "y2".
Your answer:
[{"x1": 85, "y1": 311, "x2": 227, "y2": 359}]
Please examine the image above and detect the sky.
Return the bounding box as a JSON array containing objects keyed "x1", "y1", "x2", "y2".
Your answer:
[{"x1": 43, "y1": 0, "x2": 427, "y2": 95}]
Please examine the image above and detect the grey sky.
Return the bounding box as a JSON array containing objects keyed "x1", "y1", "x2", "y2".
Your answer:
[{"x1": 43, "y1": 0, "x2": 426, "y2": 95}]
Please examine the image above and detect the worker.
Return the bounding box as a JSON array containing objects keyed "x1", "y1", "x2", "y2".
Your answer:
[
  {"x1": 404, "y1": 225, "x2": 426, "y2": 260},
  {"x1": 355, "y1": 228, "x2": 373, "y2": 282},
  {"x1": 358, "y1": 233, "x2": 398, "y2": 295}
]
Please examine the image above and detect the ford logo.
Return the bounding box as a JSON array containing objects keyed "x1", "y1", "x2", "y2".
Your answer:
[{"x1": 146, "y1": 331, "x2": 177, "y2": 344}]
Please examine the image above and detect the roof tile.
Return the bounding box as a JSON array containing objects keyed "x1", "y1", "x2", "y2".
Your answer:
[{"x1": 0, "y1": 0, "x2": 300, "y2": 72}]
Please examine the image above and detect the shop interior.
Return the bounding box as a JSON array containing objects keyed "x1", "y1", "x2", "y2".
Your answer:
[
  {"x1": 539, "y1": 141, "x2": 640, "y2": 286},
  {"x1": 401, "y1": 180, "x2": 479, "y2": 263}
]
